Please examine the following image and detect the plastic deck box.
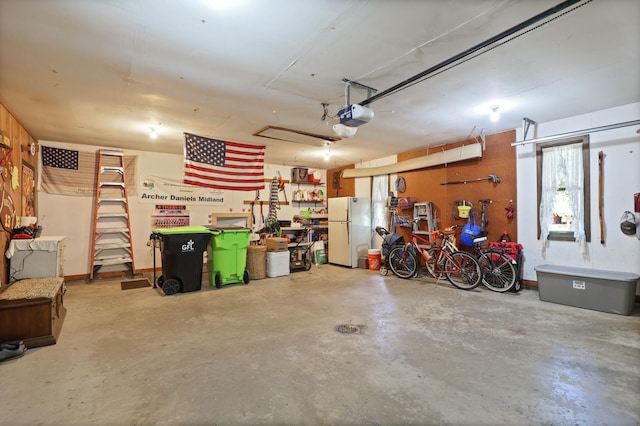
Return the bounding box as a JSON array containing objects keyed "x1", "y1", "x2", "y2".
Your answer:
[{"x1": 535, "y1": 264, "x2": 639, "y2": 315}]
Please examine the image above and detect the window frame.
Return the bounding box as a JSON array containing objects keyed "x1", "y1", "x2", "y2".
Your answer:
[{"x1": 536, "y1": 136, "x2": 591, "y2": 242}]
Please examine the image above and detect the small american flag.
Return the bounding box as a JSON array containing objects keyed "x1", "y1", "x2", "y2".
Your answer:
[{"x1": 183, "y1": 133, "x2": 265, "y2": 191}]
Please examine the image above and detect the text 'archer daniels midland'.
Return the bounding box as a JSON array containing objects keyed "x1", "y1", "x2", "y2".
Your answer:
[{"x1": 141, "y1": 194, "x2": 224, "y2": 203}]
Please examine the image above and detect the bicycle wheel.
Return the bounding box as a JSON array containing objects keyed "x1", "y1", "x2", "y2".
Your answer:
[
  {"x1": 479, "y1": 252, "x2": 516, "y2": 292},
  {"x1": 388, "y1": 246, "x2": 418, "y2": 279},
  {"x1": 444, "y1": 251, "x2": 482, "y2": 290}
]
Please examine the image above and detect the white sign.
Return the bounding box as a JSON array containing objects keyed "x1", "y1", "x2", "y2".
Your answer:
[{"x1": 139, "y1": 175, "x2": 225, "y2": 206}]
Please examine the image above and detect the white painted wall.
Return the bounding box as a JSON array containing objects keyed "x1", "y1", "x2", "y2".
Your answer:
[
  {"x1": 515, "y1": 103, "x2": 640, "y2": 291},
  {"x1": 354, "y1": 155, "x2": 398, "y2": 248},
  {"x1": 37, "y1": 141, "x2": 326, "y2": 276},
  {"x1": 353, "y1": 155, "x2": 398, "y2": 198}
]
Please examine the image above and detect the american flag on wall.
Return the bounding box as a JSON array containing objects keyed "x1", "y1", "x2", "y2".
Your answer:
[
  {"x1": 41, "y1": 146, "x2": 137, "y2": 196},
  {"x1": 182, "y1": 133, "x2": 265, "y2": 191}
]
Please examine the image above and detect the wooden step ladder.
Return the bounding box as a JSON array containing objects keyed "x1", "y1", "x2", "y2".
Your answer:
[{"x1": 90, "y1": 149, "x2": 135, "y2": 280}]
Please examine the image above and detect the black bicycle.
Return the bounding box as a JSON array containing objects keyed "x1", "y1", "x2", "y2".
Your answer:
[{"x1": 472, "y1": 236, "x2": 517, "y2": 292}]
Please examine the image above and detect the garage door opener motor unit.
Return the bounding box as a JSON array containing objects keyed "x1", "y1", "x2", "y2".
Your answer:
[{"x1": 338, "y1": 104, "x2": 374, "y2": 127}]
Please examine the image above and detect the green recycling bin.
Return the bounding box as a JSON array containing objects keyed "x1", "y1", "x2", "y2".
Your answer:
[
  {"x1": 207, "y1": 226, "x2": 251, "y2": 288},
  {"x1": 154, "y1": 226, "x2": 211, "y2": 295}
]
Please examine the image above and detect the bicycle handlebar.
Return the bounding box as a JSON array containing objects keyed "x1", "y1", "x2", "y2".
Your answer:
[{"x1": 375, "y1": 226, "x2": 389, "y2": 237}]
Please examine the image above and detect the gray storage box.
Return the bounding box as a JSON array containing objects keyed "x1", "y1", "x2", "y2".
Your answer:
[{"x1": 535, "y1": 264, "x2": 639, "y2": 315}]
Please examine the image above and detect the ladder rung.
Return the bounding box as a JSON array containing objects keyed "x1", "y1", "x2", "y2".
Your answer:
[
  {"x1": 101, "y1": 166, "x2": 124, "y2": 173},
  {"x1": 97, "y1": 212, "x2": 128, "y2": 218},
  {"x1": 100, "y1": 182, "x2": 125, "y2": 187},
  {"x1": 94, "y1": 256, "x2": 133, "y2": 266},
  {"x1": 98, "y1": 198, "x2": 127, "y2": 203},
  {"x1": 96, "y1": 227, "x2": 130, "y2": 234},
  {"x1": 99, "y1": 149, "x2": 124, "y2": 156},
  {"x1": 95, "y1": 242, "x2": 131, "y2": 250}
]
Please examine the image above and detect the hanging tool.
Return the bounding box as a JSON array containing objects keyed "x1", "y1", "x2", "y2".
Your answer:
[
  {"x1": 440, "y1": 174, "x2": 501, "y2": 185},
  {"x1": 251, "y1": 190, "x2": 258, "y2": 229},
  {"x1": 478, "y1": 199, "x2": 492, "y2": 235},
  {"x1": 277, "y1": 171, "x2": 287, "y2": 203},
  {"x1": 267, "y1": 176, "x2": 280, "y2": 228},
  {"x1": 598, "y1": 151, "x2": 604, "y2": 244}
]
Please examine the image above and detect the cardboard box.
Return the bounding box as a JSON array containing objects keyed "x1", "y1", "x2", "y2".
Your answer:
[{"x1": 266, "y1": 237, "x2": 288, "y2": 252}]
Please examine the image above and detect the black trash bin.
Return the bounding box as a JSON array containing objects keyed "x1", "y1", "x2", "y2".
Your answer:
[{"x1": 154, "y1": 226, "x2": 211, "y2": 295}]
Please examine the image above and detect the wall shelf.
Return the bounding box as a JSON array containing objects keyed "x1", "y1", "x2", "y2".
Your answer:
[
  {"x1": 243, "y1": 200, "x2": 289, "y2": 206},
  {"x1": 292, "y1": 182, "x2": 324, "y2": 186},
  {"x1": 292, "y1": 182, "x2": 325, "y2": 204}
]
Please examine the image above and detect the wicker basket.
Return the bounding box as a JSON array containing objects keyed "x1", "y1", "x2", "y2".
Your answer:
[{"x1": 246, "y1": 245, "x2": 267, "y2": 280}]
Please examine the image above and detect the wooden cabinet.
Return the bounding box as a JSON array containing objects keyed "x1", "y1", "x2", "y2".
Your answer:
[{"x1": 0, "y1": 277, "x2": 66, "y2": 348}]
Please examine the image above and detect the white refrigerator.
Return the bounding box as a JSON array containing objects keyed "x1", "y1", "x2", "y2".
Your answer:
[{"x1": 328, "y1": 197, "x2": 371, "y2": 268}]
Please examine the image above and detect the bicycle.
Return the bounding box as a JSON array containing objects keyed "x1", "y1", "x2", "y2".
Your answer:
[
  {"x1": 419, "y1": 224, "x2": 516, "y2": 292},
  {"x1": 472, "y1": 236, "x2": 517, "y2": 292},
  {"x1": 387, "y1": 226, "x2": 482, "y2": 290}
]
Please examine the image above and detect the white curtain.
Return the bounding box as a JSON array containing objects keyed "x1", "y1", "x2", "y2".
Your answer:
[
  {"x1": 540, "y1": 143, "x2": 586, "y2": 255},
  {"x1": 371, "y1": 175, "x2": 389, "y2": 249}
]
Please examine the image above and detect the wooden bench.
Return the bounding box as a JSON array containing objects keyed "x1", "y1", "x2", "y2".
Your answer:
[{"x1": 0, "y1": 277, "x2": 66, "y2": 348}]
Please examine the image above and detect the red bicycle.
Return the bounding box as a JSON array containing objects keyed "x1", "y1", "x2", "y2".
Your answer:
[{"x1": 387, "y1": 226, "x2": 482, "y2": 290}]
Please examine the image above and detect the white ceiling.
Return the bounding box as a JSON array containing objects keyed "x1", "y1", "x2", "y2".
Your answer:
[{"x1": 1, "y1": 0, "x2": 638, "y2": 170}]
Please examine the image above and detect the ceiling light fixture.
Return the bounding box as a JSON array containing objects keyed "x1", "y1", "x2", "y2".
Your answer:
[
  {"x1": 333, "y1": 123, "x2": 357, "y2": 138},
  {"x1": 323, "y1": 142, "x2": 332, "y2": 161},
  {"x1": 490, "y1": 106, "x2": 500, "y2": 122},
  {"x1": 149, "y1": 128, "x2": 158, "y2": 139}
]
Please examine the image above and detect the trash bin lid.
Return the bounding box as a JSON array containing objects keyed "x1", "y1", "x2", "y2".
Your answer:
[
  {"x1": 155, "y1": 225, "x2": 211, "y2": 235},
  {"x1": 206, "y1": 225, "x2": 251, "y2": 234}
]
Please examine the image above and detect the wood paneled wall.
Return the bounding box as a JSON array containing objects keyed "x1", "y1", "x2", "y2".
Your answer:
[
  {"x1": 396, "y1": 130, "x2": 517, "y2": 244},
  {"x1": 0, "y1": 102, "x2": 39, "y2": 286},
  {"x1": 325, "y1": 164, "x2": 356, "y2": 198},
  {"x1": 329, "y1": 130, "x2": 518, "y2": 244}
]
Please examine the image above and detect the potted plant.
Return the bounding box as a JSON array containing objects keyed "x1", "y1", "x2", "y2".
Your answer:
[{"x1": 266, "y1": 218, "x2": 281, "y2": 237}]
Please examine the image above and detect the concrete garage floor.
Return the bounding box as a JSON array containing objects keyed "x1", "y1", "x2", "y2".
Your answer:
[{"x1": 1, "y1": 265, "x2": 639, "y2": 426}]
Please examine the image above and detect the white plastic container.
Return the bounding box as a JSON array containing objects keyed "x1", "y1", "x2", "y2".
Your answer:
[{"x1": 266, "y1": 251, "x2": 290, "y2": 277}]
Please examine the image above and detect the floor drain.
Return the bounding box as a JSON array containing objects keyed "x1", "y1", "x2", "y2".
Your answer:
[{"x1": 335, "y1": 324, "x2": 362, "y2": 334}]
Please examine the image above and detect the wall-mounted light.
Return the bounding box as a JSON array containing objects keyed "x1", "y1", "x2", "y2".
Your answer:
[
  {"x1": 490, "y1": 106, "x2": 500, "y2": 122},
  {"x1": 149, "y1": 128, "x2": 158, "y2": 139}
]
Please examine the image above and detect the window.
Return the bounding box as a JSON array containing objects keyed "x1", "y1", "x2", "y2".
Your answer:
[{"x1": 537, "y1": 136, "x2": 590, "y2": 252}]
